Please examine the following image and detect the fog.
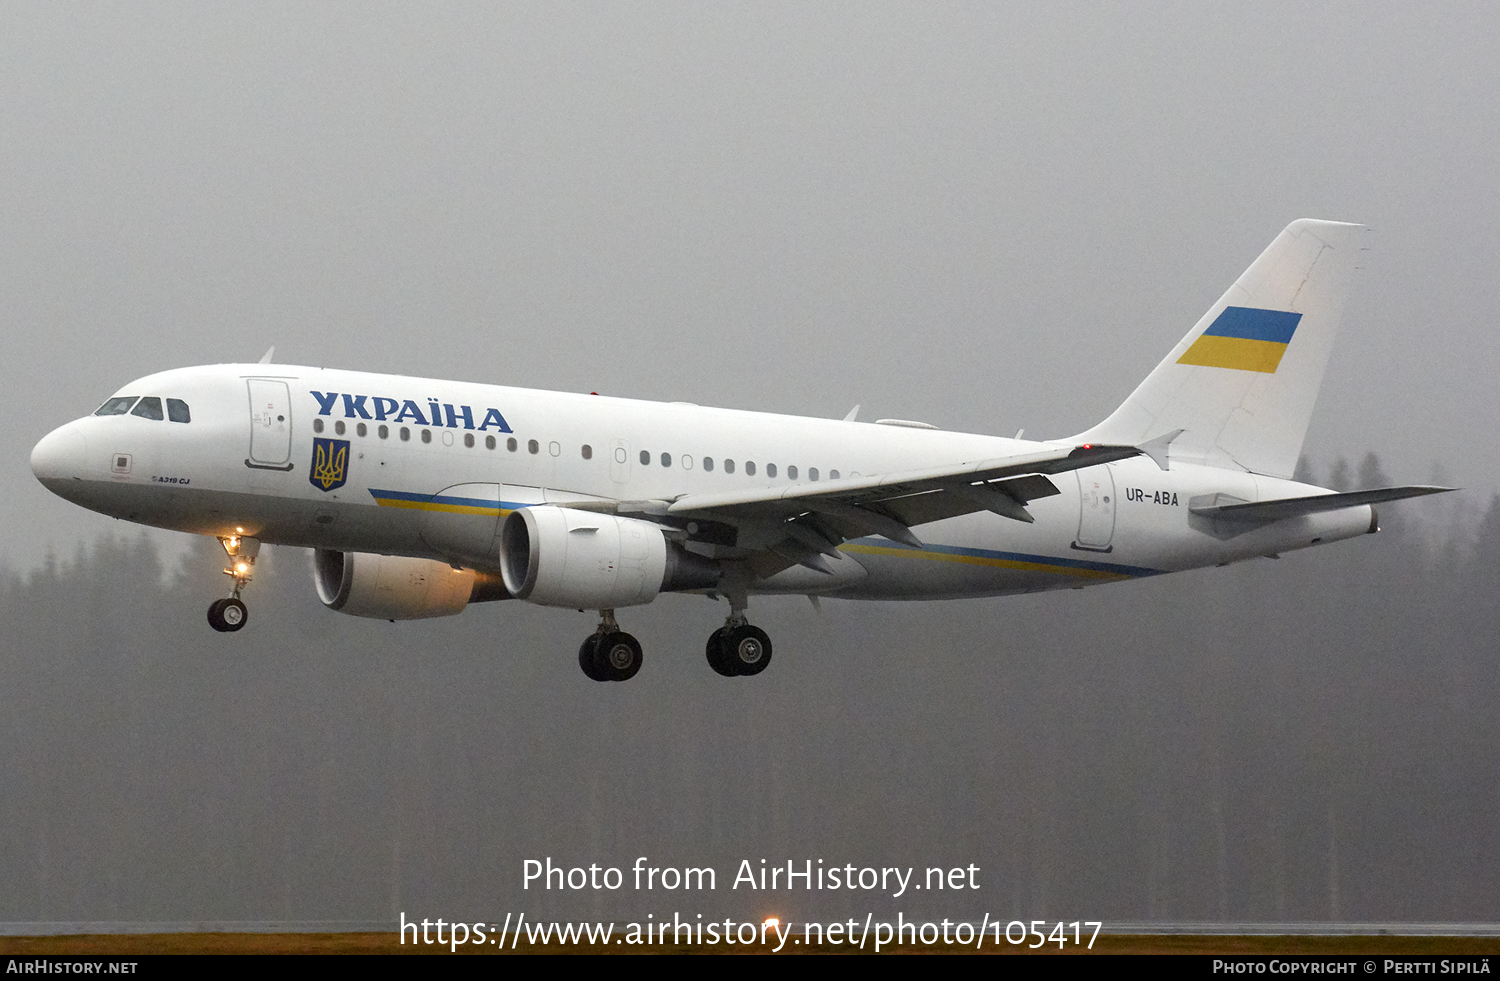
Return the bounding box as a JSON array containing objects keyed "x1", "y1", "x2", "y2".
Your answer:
[
  {"x1": 3, "y1": 457, "x2": 1495, "y2": 925},
  {"x1": 3, "y1": 4, "x2": 1497, "y2": 930},
  {"x1": 5, "y1": 3, "x2": 1500, "y2": 569}
]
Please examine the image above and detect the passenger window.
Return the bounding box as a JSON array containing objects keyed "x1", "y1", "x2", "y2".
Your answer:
[
  {"x1": 507, "y1": 437, "x2": 518, "y2": 451},
  {"x1": 745, "y1": 461, "x2": 756, "y2": 476},
  {"x1": 549, "y1": 441, "x2": 560, "y2": 457},
  {"x1": 830, "y1": 469, "x2": 839, "y2": 479},
  {"x1": 682, "y1": 455, "x2": 693, "y2": 470},
  {"x1": 131, "y1": 397, "x2": 164, "y2": 420},
  {"x1": 486, "y1": 435, "x2": 496, "y2": 449},
  {"x1": 379, "y1": 424, "x2": 389, "y2": 439},
  {"x1": 766, "y1": 463, "x2": 777, "y2": 478},
  {"x1": 640, "y1": 450, "x2": 650, "y2": 465},
  {"x1": 400, "y1": 427, "x2": 411, "y2": 441},
  {"x1": 582, "y1": 445, "x2": 593, "y2": 460},
  {"x1": 703, "y1": 457, "x2": 714, "y2": 472},
  {"x1": 421, "y1": 429, "x2": 432, "y2": 444},
  {"x1": 94, "y1": 396, "x2": 138, "y2": 416},
  {"x1": 528, "y1": 439, "x2": 539, "y2": 454},
  {"x1": 660, "y1": 452, "x2": 671, "y2": 467},
  {"x1": 464, "y1": 433, "x2": 474, "y2": 448},
  {"x1": 166, "y1": 399, "x2": 191, "y2": 423},
  {"x1": 809, "y1": 468, "x2": 819, "y2": 481},
  {"x1": 724, "y1": 459, "x2": 735, "y2": 474},
  {"x1": 313, "y1": 418, "x2": 325, "y2": 433},
  {"x1": 357, "y1": 422, "x2": 367, "y2": 437},
  {"x1": 334, "y1": 420, "x2": 346, "y2": 435},
  {"x1": 787, "y1": 465, "x2": 797, "y2": 480}
]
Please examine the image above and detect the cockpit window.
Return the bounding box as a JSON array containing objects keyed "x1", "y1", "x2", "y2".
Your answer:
[
  {"x1": 166, "y1": 398, "x2": 191, "y2": 423},
  {"x1": 130, "y1": 396, "x2": 164, "y2": 420},
  {"x1": 95, "y1": 396, "x2": 139, "y2": 416}
]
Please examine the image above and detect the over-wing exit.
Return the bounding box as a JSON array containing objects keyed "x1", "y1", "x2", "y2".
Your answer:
[{"x1": 30, "y1": 220, "x2": 1451, "y2": 682}]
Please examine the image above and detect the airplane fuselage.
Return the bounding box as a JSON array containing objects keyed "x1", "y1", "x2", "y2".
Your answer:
[{"x1": 32, "y1": 362, "x2": 1374, "y2": 602}]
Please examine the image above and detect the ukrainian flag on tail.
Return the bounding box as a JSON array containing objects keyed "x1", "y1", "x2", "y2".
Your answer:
[
  {"x1": 1074, "y1": 219, "x2": 1364, "y2": 479},
  {"x1": 1176, "y1": 306, "x2": 1302, "y2": 373}
]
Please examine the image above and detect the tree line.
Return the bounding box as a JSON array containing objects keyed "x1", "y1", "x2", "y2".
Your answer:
[{"x1": 1, "y1": 453, "x2": 1496, "y2": 924}]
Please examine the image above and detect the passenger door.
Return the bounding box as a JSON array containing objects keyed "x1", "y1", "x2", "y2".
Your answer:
[
  {"x1": 1074, "y1": 465, "x2": 1116, "y2": 551},
  {"x1": 246, "y1": 379, "x2": 293, "y2": 469}
]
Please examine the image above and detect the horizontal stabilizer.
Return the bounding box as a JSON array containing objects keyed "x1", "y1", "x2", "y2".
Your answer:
[{"x1": 1190, "y1": 485, "x2": 1454, "y2": 523}]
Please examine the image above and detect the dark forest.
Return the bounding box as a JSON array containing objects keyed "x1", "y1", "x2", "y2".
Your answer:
[{"x1": 3, "y1": 454, "x2": 1496, "y2": 926}]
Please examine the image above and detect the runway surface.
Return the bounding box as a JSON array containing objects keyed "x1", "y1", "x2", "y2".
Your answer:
[{"x1": 2, "y1": 923, "x2": 1499, "y2": 955}]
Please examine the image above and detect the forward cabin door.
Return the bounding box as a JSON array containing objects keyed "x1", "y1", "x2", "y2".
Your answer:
[
  {"x1": 246, "y1": 379, "x2": 293, "y2": 469},
  {"x1": 1074, "y1": 465, "x2": 1116, "y2": 551}
]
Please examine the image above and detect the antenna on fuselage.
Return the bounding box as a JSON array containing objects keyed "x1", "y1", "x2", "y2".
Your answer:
[
  {"x1": 843, "y1": 405, "x2": 860, "y2": 422},
  {"x1": 258, "y1": 346, "x2": 276, "y2": 364}
]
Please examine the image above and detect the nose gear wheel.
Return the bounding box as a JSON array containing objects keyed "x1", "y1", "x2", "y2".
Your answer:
[{"x1": 207, "y1": 597, "x2": 248, "y2": 633}]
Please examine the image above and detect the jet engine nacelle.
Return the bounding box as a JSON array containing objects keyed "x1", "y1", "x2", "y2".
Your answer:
[
  {"x1": 500, "y1": 505, "x2": 719, "y2": 609},
  {"x1": 314, "y1": 549, "x2": 506, "y2": 620}
]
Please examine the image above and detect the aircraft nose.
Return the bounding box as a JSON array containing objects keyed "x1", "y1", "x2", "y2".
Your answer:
[{"x1": 31, "y1": 423, "x2": 89, "y2": 486}]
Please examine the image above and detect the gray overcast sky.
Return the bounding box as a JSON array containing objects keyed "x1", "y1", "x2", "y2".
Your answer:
[{"x1": 4, "y1": 2, "x2": 1497, "y2": 570}]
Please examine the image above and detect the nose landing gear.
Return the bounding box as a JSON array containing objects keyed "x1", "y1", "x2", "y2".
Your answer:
[
  {"x1": 578, "y1": 609, "x2": 643, "y2": 682},
  {"x1": 207, "y1": 535, "x2": 259, "y2": 633}
]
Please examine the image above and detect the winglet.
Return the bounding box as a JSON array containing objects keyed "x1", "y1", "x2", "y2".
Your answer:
[
  {"x1": 1137, "y1": 429, "x2": 1184, "y2": 471},
  {"x1": 258, "y1": 346, "x2": 276, "y2": 364}
]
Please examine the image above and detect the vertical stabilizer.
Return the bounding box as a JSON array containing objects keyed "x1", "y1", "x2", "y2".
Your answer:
[{"x1": 1075, "y1": 219, "x2": 1366, "y2": 478}]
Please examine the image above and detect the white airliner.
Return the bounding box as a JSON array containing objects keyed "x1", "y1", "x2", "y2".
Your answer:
[{"x1": 30, "y1": 220, "x2": 1449, "y2": 681}]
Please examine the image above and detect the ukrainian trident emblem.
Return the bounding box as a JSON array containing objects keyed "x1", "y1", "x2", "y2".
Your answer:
[{"x1": 309, "y1": 437, "x2": 350, "y2": 492}]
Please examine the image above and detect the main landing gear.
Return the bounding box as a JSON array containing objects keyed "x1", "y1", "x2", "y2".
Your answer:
[
  {"x1": 572, "y1": 601, "x2": 776, "y2": 682},
  {"x1": 705, "y1": 619, "x2": 773, "y2": 677},
  {"x1": 207, "y1": 535, "x2": 259, "y2": 633},
  {"x1": 578, "y1": 609, "x2": 643, "y2": 682},
  {"x1": 704, "y1": 590, "x2": 773, "y2": 678}
]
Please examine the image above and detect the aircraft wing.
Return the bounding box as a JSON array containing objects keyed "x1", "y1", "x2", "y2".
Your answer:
[{"x1": 662, "y1": 443, "x2": 1141, "y2": 562}]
